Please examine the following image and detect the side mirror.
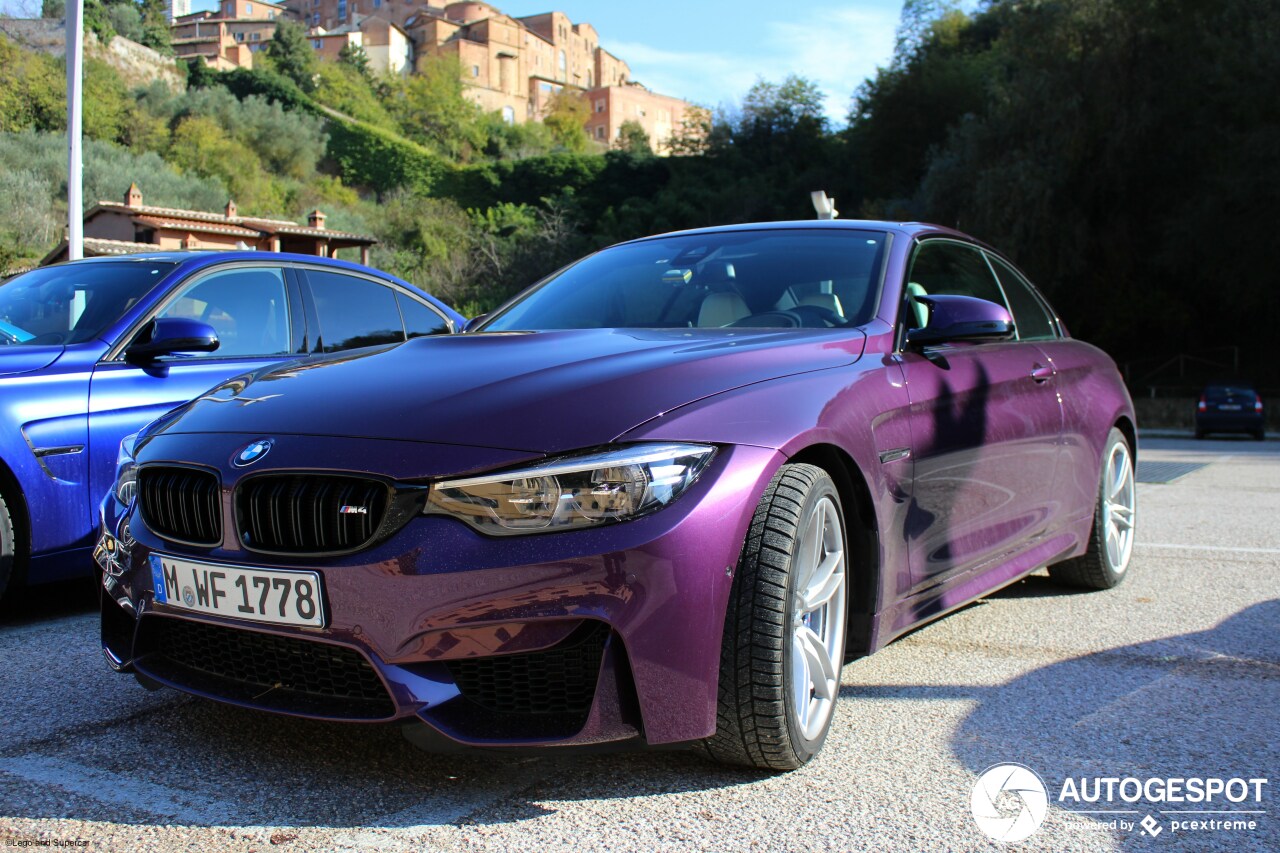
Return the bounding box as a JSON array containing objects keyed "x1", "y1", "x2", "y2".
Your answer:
[
  {"x1": 126, "y1": 318, "x2": 220, "y2": 361},
  {"x1": 906, "y1": 294, "x2": 1015, "y2": 346},
  {"x1": 462, "y1": 314, "x2": 488, "y2": 333}
]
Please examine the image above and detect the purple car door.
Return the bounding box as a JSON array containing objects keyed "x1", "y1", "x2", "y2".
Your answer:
[
  {"x1": 897, "y1": 240, "x2": 1063, "y2": 592},
  {"x1": 87, "y1": 265, "x2": 304, "y2": 529},
  {"x1": 982, "y1": 254, "x2": 1101, "y2": 525}
]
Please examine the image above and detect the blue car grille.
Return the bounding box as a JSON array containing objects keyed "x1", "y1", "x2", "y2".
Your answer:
[
  {"x1": 237, "y1": 474, "x2": 389, "y2": 555},
  {"x1": 137, "y1": 466, "x2": 222, "y2": 547}
]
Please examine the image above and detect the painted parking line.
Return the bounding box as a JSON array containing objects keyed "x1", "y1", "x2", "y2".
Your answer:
[
  {"x1": 0, "y1": 755, "x2": 240, "y2": 825},
  {"x1": 1137, "y1": 543, "x2": 1280, "y2": 555}
]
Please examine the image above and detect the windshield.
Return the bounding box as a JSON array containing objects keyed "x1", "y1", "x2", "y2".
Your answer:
[
  {"x1": 0, "y1": 261, "x2": 175, "y2": 346},
  {"x1": 482, "y1": 229, "x2": 888, "y2": 331}
]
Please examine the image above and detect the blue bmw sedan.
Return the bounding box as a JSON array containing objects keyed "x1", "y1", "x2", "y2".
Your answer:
[{"x1": 0, "y1": 252, "x2": 462, "y2": 598}]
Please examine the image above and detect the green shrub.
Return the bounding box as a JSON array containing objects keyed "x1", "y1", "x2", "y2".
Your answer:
[
  {"x1": 325, "y1": 117, "x2": 452, "y2": 197},
  {"x1": 0, "y1": 36, "x2": 63, "y2": 134}
]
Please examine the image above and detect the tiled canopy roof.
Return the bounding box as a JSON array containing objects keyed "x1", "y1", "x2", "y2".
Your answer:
[
  {"x1": 90, "y1": 201, "x2": 375, "y2": 245},
  {"x1": 133, "y1": 216, "x2": 264, "y2": 239},
  {"x1": 82, "y1": 237, "x2": 164, "y2": 254},
  {"x1": 93, "y1": 200, "x2": 296, "y2": 228}
]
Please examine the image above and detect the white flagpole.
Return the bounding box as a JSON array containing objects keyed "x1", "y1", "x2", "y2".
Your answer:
[{"x1": 66, "y1": 0, "x2": 84, "y2": 261}]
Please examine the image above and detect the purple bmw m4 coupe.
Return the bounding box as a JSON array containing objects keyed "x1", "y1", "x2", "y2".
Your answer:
[{"x1": 98, "y1": 221, "x2": 1137, "y2": 770}]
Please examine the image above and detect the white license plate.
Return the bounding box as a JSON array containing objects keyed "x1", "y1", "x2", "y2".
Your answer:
[
  {"x1": 149, "y1": 554, "x2": 325, "y2": 628},
  {"x1": 1218, "y1": 404, "x2": 1243, "y2": 411}
]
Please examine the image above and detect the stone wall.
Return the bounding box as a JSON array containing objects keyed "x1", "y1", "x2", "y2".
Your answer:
[{"x1": 0, "y1": 18, "x2": 183, "y2": 89}]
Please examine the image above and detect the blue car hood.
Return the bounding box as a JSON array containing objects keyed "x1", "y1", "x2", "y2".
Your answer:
[
  {"x1": 0, "y1": 345, "x2": 64, "y2": 377},
  {"x1": 152, "y1": 329, "x2": 866, "y2": 453}
]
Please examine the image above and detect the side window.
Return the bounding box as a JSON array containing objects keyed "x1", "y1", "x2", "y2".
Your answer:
[
  {"x1": 986, "y1": 255, "x2": 1057, "y2": 340},
  {"x1": 397, "y1": 292, "x2": 451, "y2": 338},
  {"x1": 904, "y1": 241, "x2": 1008, "y2": 330},
  {"x1": 157, "y1": 267, "x2": 290, "y2": 357},
  {"x1": 306, "y1": 270, "x2": 405, "y2": 353}
]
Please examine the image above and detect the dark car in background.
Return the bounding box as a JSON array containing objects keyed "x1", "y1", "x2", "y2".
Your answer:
[
  {"x1": 98, "y1": 221, "x2": 1137, "y2": 770},
  {"x1": 1195, "y1": 383, "x2": 1266, "y2": 440},
  {"x1": 0, "y1": 252, "x2": 462, "y2": 599}
]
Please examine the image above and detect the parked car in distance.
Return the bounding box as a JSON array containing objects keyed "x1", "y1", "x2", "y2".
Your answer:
[
  {"x1": 0, "y1": 252, "x2": 462, "y2": 599},
  {"x1": 1195, "y1": 383, "x2": 1266, "y2": 440},
  {"x1": 98, "y1": 221, "x2": 1136, "y2": 771}
]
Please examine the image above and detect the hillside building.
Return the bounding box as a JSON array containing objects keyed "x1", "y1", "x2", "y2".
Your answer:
[
  {"x1": 165, "y1": 0, "x2": 193, "y2": 23},
  {"x1": 309, "y1": 15, "x2": 413, "y2": 75},
  {"x1": 42, "y1": 185, "x2": 376, "y2": 265},
  {"x1": 284, "y1": 1, "x2": 695, "y2": 150},
  {"x1": 171, "y1": 0, "x2": 289, "y2": 70}
]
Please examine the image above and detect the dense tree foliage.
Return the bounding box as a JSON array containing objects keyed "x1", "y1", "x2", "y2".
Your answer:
[
  {"x1": 849, "y1": 0, "x2": 1280, "y2": 381},
  {"x1": 384, "y1": 56, "x2": 487, "y2": 161},
  {"x1": 615, "y1": 120, "x2": 652, "y2": 155},
  {"x1": 3, "y1": 0, "x2": 1276, "y2": 386},
  {"x1": 264, "y1": 19, "x2": 318, "y2": 94},
  {"x1": 42, "y1": 0, "x2": 171, "y2": 53}
]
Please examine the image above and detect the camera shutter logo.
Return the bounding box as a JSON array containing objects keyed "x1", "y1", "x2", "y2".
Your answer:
[{"x1": 971, "y1": 763, "x2": 1050, "y2": 842}]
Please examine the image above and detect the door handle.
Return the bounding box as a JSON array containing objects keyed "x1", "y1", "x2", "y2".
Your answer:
[{"x1": 1030, "y1": 363, "x2": 1053, "y2": 383}]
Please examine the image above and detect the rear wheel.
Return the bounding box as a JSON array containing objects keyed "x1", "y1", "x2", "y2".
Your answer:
[
  {"x1": 1255, "y1": 429, "x2": 1266, "y2": 442},
  {"x1": 1049, "y1": 428, "x2": 1135, "y2": 590},
  {"x1": 703, "y1": 464, "x2": 848, "y2": 771}
]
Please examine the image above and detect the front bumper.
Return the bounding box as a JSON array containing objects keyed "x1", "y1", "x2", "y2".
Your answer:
[{"x1": 98, "y1": 435, "x2": 782, "y2": 749}]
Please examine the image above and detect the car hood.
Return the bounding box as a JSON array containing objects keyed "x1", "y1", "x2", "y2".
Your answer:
[
  {"x1": 152, "y1": 328, "x2": 865, "y2": 454},
  {"x1": 0, "y1": 345, "x2": 64, "y2": 377}
]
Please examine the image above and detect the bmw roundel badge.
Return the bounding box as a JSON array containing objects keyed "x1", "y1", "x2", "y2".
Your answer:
[{"x1": 234, "y1": 438, "x2": 274, "y2": 467}]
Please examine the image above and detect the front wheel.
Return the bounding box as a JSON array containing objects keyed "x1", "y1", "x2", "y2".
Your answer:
[
  {"x1": 703, "y1": 464, "x2": 848, "y2": 771},
  {"x1": 0, "y1": 494, "x2": 14, "y2": 601},
  {"x1": 1049, "y1": 428, "x2": 1136, "y2": 589}
]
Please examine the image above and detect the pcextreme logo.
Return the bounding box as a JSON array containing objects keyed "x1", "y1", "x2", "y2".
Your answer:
[{"x1": 971, "y1": 764, "x2": 1269, "y2": 843}]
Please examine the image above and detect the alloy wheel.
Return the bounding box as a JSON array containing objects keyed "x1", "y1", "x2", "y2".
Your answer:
[
  {"x1": 789, "y1": 495, "x2": 848, "y2": 742},
  {"x1": 1104, "y1": 441, "x2": 1136, "y2": 572}
]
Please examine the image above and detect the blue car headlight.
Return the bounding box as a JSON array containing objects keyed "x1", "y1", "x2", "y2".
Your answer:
[
  {"x1": 115, "y1": 432, "x2": 139, "y2": 505},
  {"x1": 426, "y1": 443, "x2": 716, "y2": 534}
]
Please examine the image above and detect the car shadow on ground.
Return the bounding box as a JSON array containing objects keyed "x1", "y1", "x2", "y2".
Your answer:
[
  {"x1": 0, "y1": 576, "x2": 97, "y2": 626},
  {"x1": 985, "y1": 571, "x2": 1090, "y2": 599},
  {"x1": 842, "y1": 599, "x2": 1279, "y2": 849},
  {"x1": 3, "y1": 679, "x2": 767, "y2": 831}
]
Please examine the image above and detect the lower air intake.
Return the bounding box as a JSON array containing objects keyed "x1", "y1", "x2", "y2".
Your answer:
[{"x1": 134, "y1": 615, "x2": 395, "y2": 720}]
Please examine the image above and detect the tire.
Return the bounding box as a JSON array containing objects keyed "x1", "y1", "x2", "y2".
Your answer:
[
  {"x1": 1049, "y1": 427, "x2": 1135, "y2": 590},
  {"x1": 1194, "y1": 429, "x2": 1205, "y2": 440},
  {"x1": 1255, "y1": 429, "x2": 1266, "y2": 442},
  {"x1": 0, "y1": 494, "x2": 14, "y2": 602},
  {"x1": 703, "y1": 463, "x2": 849, "y2": 771}
]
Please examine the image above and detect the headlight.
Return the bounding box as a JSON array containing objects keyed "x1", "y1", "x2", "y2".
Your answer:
[
  {"x1": 115, "y1": 432, "x2": 139, "y2": 504},
  {"x1": 426, "y1": 443, "x2": 716, "y2": 534}
]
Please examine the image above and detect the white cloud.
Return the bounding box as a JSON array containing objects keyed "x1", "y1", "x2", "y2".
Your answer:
[
  {"x1": 605, "y1": 41, "x2": 761, "y2": 112},
  {"x1": 612, "y1": 4, "x2": 899, "y2": 124},
  {"x1": 769, "y1": 6, "x2": 900, "y2": 121}
]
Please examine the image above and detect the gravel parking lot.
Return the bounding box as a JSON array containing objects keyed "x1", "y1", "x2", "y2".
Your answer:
[{"x1": 1, "y1": 436, "x2": 1275, "y2": 852}]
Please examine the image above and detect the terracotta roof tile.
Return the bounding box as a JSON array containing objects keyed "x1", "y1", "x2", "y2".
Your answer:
[
  {"x1": 83, "y1": 237, "x2": 162, "y2": 254},
  {"x1": 266, "y1": 224, "x2": 377, "y2": 243},
  {"x1": 134, "y1": 215, "x2": 263, "y2": 238}
]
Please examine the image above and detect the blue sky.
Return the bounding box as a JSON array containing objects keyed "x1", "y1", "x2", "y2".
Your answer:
[
  {"x1": 2, "y1": 0, "x2": 911, "y2": 121},
  {"x1": 491, "y1": 1, "x2": 907, "y2": 122}
]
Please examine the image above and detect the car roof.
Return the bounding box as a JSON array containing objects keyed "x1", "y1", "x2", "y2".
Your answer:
[
  {"x1": 50, "y1": 250, "x2": 377, "y2": 274},
  {"x1": 615, "y1": 219, "x2": 982, "y2": 246},
  {"x1": 32, "y1": 251, "x2": 466, "y2": 327}
]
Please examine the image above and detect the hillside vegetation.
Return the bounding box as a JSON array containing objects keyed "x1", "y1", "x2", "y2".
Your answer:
[{"x1": 1, "y1": 0, "x2": 1277, "y2": 383}]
